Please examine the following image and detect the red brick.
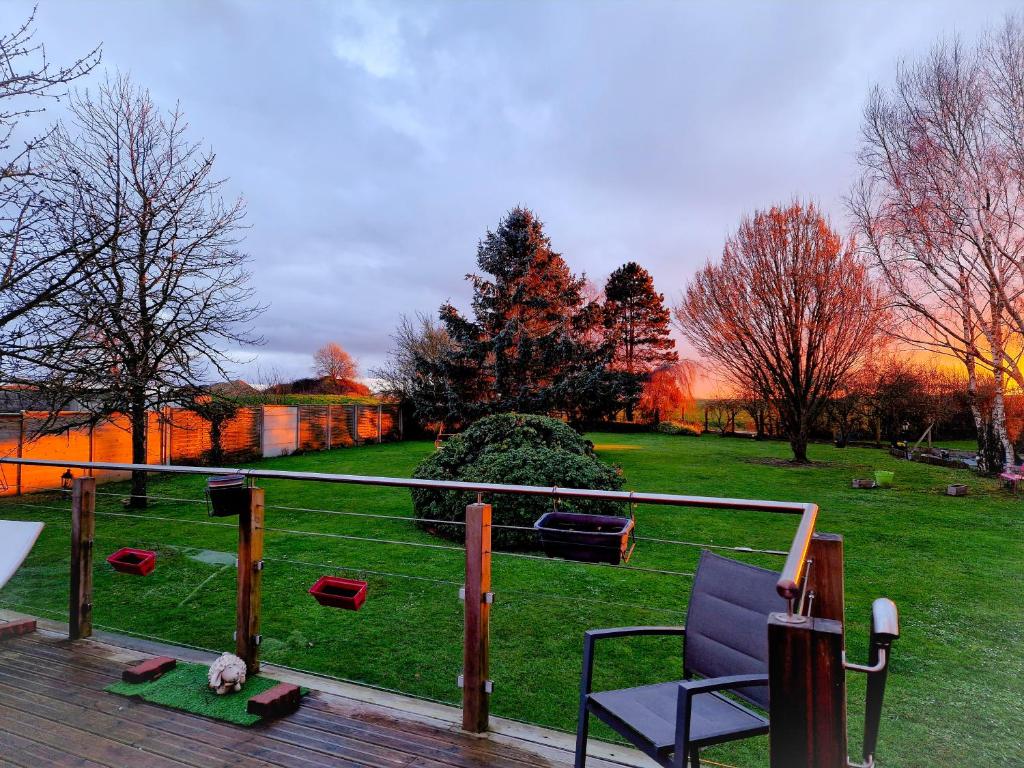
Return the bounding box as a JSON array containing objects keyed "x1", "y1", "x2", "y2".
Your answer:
[
  {"x1": 122, "y1": 656, "x2": 176, "y2": 683},
  {"x1": 0, "y1": 618, "x2": 36, "y2": 640},
  {"x1": 247, "y1": 682, "x2": 301, "y2": 718}
]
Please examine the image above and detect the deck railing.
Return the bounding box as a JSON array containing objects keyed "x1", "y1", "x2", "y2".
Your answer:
[{"x1": 0, "y1": 456, "x2": 849, "y2": 768}]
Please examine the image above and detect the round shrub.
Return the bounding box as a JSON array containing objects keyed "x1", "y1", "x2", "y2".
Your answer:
[
  {"x1": 411, "y1": 413, "x2": 625, "y2": 548},
  {"x1": 656, "y1": 420, "x2": 703, "y2": 436}
]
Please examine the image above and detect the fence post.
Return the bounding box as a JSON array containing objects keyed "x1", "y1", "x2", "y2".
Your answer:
[
  {"x1": 377, "y1": 404, "x2": 383, "y2": 443},
  {"x1": 462, "y1": 502, "x2": 492, "y2": 733},
  {"x1": 768, "y1": 531, "x2": 847, "y2": 767},
  {"x1": 236, "y1": 487, "x2": 264, "y2": 674},
  {"x1": 354, "y1": 405, "x2": 361, "y2": 445},
  {"x1": 327, "y1": 405, "x2": 332, "y2": 449},
  {"x1": 69, "y1": 476, "x2": 96, "y2": 640},
  {"x1": 16, "y1": 411, "x2": 24, "y2": 496}
]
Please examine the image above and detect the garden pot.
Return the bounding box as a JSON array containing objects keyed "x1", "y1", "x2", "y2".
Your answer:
[
  {"x1": 206, "y1": 474, "x2": 251, "y2": 517},
  {"x1": 874, "y1": 470, "x2": 895, "y2": 488},
  {"x1": 947, "y1": 484, "x2": 968, "y2": 497},
  {"x1": 308, "y1": 576, "x2": 367, "y2": 610},
  {"x1": 533, "y1": 511, "x2": 635, "y2": 565},
  {"x1": 106, "y1": 548, "x2": 157, "y2": 576}
]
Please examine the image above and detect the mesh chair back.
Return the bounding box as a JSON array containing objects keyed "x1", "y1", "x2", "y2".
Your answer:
[{"x1": 683, "y1": 550, "x2": 786, "y2": 709}]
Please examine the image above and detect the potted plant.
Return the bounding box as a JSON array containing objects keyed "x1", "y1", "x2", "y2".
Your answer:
[
  {"x1": 106, "y1": 548, "x2": 157, "y2": 576},
  {"x1": 206, "y1": 474, "x2": 252, "y2": 517},
  {"x1": 533, "y1": 511, "x2": 635, "y2": 565},
  {"x1": 308, "y1": 576, "x2": 368, "y2": 610}
]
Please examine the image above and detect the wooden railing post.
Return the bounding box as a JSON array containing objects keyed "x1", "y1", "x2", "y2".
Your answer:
[
  {"x1": 768, "y1": 531, "x2": 847, "y2": 767},
  {"x1": 69, "y1": 476, "x2": 96, "y2": 640},
  {"x1": 462, "y1": 501, "x2": 492, "y2": 733},
  {"x1": 808, "y1": 532, "x2": 844, "y2": 622},
  {"x1": 236, "y1": 487, "x2": 264, "y2": 675}
]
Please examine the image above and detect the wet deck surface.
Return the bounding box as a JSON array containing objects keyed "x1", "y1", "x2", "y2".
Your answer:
[{"x1": 0, "y1": 625, "x2": 631, "y2": 768}]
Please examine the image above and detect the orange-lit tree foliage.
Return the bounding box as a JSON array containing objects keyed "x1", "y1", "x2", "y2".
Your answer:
[
  {"x1": 675, "y1": 202, "x2": 884, "y2": 462},
  {"x1": 313, "y1": 342, "x2": 359, "y2": 382},
  {"x1": 637, "y1": 361, "x2": 697, "y2": 424}
]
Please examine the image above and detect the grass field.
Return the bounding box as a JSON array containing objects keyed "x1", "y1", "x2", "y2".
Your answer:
[{"x1": 0, "y1": 434, "x2": 1020, "y2": 767}]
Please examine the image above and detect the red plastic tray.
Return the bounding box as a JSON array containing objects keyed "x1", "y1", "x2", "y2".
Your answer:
[
  {"x1": 106, "y1": 548, "x2": 157, "y2": 576},
  {"x1": 308, "y1": 576, "x2": 367, "y2": 610}
]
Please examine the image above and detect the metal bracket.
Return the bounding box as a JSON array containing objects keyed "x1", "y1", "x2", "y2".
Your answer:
[
  {"x1": 457, "y1": 674, "x2": 493, "y2": 693},
  {"x1": 842, "y1": 649, "x2": 887, "y2": 674},
  {"x1": 253, "y1": 634, "x2": 262, "y2": 646},
  {"x1": 458, "y1": 587, "x2": 494, "y2": 604},
  {"x1": 254, "y1": 560, "x2": 264, "y2": 572}
]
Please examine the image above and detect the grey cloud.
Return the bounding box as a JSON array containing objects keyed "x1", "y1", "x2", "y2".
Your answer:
[{"x1": 5, "y1": 0, "x2": 1019, "y2": 380}]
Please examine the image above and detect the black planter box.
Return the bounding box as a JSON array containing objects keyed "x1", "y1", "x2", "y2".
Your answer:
[
  {"x1": 534, "y1": 511, "x2": 635, "y2": 565},
  {"x1": 206, "y1": 474, "x2": 251, "y2": 517}
]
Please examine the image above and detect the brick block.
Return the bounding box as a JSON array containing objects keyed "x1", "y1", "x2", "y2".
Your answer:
[
  {"x1": 122, "y1": 656, "x2": 177, "y2": 683},
  {"x1": 0, "y1": 618, "x2": 36, "y2": 640},
  {"x1": 247, "y1": 682, "x2": 301, "y2": 718}
]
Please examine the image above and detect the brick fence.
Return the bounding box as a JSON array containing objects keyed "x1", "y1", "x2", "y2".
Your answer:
[{"x1": 0, "y1": 403, "x2": 402, "y2": 496}]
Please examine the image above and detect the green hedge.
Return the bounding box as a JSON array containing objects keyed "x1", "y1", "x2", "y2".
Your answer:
[{"x1": 411, "y1": 413, "x2": 625, "y2": 548}]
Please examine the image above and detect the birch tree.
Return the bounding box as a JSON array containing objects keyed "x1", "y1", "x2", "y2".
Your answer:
[{"x1": 850, "y1": 16, "x2": 1024, "y2": 468}]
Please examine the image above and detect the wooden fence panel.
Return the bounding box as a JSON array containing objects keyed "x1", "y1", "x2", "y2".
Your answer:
[
  {"x1": 330, "y1": 405, "x2": 355, "y2": 448},
  {"x1": 298, "y1": 406, "x2": 328, "y2": 452}
]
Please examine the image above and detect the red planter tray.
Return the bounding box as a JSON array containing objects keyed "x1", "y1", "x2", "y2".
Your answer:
[
  {"x1": 106, "y1": 548, "x2": 157, "y2": 576},
  {"x1": 308, "y1": 576, "x2": 367, "y2": 610}
]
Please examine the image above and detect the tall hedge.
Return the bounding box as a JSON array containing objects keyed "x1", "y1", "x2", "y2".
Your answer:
[{"x1": 411, "y1": 413, "x2": 625, "y2": 548}]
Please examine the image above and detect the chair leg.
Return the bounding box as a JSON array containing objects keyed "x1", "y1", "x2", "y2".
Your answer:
[
  {"x1": 689, "y1": 747, "x2": 700, "y2": 768},
  {"x1": 574, "y1": 704, "x2": 590, "y2": 768}
]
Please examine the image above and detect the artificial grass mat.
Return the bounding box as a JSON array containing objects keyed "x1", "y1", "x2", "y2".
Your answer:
[{"x1": 106, "y1": 662, "x2": 302, "y2": 726}]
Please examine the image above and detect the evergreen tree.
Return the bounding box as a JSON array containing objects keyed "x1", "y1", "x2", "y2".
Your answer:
[
  {"x1": 602, "y1": 262, "x2": 677, "y2": 419},
  {"x1": 417, "y1": 207, "x2": 606, "y2": 426}
]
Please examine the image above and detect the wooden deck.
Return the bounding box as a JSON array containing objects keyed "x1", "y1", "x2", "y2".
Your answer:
[{"x1": 0, "y1": 616, "x2": 648, "y2": 768}]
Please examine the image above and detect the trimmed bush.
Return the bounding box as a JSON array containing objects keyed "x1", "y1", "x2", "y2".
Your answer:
[
  {"x1": 656, "y1": 420, "x2": 703, "y2": 436},
  {"x1": 411, "y1": 413, "x2": 625, "y2": 548}
]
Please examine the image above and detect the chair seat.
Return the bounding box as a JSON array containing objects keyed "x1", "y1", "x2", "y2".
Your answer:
[{"x1": 589, "y1": 682, "x2": 768, "y2": 757}]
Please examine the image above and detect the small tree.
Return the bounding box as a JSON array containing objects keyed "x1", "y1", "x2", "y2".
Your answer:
[
  {"x1": 603, "y1": 262, "x2": 677, "y2": 420},
  {"x1": 185, "y1": 391, "x2": 240, "y2": 466},
  {"x1": 313, "y1": 342, "x2": 358, "y2": 382},
  {"x1": 637, "y1": 361, "x2": 697, "y2": 424},
  {"x1": 40, "y1": 74, "x2": 262, "y2": 505},
  {"x1": 676, "y1": 202, "x2": 884, "y2": 462}
]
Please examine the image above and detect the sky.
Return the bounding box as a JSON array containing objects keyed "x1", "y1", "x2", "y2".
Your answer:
[{"x1": 7, "y1": 0, "x2": 1022, "y2": 392}]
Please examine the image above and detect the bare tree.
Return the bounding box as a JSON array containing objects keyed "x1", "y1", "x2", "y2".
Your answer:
[
  {"x1": 370, "y1": 312, "x2": 452, "y2": 400},
  {"x1": 0, "y1": 8, "x2": 103, "y2": 374},
  {"x1": 38, "y1": 74, "x2": 262, "y2": 505},
  {"x1": 313, "y1": 342, "x2": 358, "y2": 381},
  {"x1": 850, "y1": 16, "x2": 1024, "y2": 468},
  {"x1": 676, "y1": 202, "x2": 884, "y2": 462}
]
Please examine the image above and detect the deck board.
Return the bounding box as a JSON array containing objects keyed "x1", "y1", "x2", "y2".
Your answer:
[{"x1": 0, "y1": 627, "x2": 642, "y2": 768}]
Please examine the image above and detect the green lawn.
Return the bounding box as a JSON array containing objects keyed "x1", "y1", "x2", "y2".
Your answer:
[{"x1": 0, "y1": 434, "x2": 1020, "y2": 767}]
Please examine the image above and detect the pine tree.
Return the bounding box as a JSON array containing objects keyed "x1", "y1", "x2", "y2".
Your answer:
[{"x1": 602, "y1": 262, "x2": 677, "y2": 420}]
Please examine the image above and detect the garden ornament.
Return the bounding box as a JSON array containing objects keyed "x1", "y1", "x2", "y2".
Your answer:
[{"x1": 208, "y1": 652, "x2": 247, "y2": 694}]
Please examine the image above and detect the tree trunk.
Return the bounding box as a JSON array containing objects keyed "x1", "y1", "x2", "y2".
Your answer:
[
  {"x1": 129, "y1": 393, "x2": 148, "y2": 508},
  {"x1": 991, "y1": 369, "x2": 1014, "y2": 470},
  {"x1": 210, "y1": 418, "x2": 224, "y2": 466},
  {"x1": 789, "y1": 430, "x2": 810, "y2": 463},
  {"x1": 625, "y1": 402, "x2": 634, "y2": 422}
]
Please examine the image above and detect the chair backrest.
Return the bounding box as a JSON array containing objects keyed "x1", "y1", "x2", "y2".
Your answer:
[{"x1": 683, "y1": 550, "x2": 786, "y2": 710}]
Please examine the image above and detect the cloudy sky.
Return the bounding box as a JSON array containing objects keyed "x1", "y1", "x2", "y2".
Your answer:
[{"x1": 8, "y1": 1, "x2": 1021, "y2": 389}]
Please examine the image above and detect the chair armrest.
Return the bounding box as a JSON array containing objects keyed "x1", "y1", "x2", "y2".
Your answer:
[
  {"x1": 674, "y1": 675, "x2": 769, "y2": 762},
  {"x1": 678, "y1": 673, "x2": 768, "y2": 696},
  {"x1": 580, "y1": 627, "x2": 686, "y2": 696},
  {"x1": 585, "y1": 626, "x2": 686, "y2": 642}
]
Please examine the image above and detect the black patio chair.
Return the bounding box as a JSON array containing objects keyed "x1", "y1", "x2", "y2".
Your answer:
[{"x1": 574, "y1": 550, "x2": 785, "y2": 768}]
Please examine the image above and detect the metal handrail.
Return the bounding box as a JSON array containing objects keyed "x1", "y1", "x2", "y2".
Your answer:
[{"x1": 0, "y1": 456, "x2": 818, "y2": 598}]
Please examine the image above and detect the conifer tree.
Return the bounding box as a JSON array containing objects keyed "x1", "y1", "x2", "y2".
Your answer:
[{"x1": 603, "y1": 262, "x2": 677, "y2": 419}]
